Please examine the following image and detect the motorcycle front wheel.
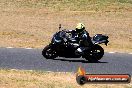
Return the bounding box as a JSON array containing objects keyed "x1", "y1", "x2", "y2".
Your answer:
[
  {"x1": 42, "y1": 45, "x2": 58, "y2": 59},
  {"x1": 85, "y1": 45, "x2": 104, "y2": 62}
]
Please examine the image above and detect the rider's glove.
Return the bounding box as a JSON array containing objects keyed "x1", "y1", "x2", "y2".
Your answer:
[{"x1": 63, "y1": 38, "x2": 67, "y2": 42}]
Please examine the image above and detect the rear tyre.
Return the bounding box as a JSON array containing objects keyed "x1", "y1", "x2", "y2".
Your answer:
[
  {"x1": 85, "y1": 45, "x2": 104, "y2": 62},
  {"x1": 42, "y1": 45, "x2": 57, "y2": 59}
]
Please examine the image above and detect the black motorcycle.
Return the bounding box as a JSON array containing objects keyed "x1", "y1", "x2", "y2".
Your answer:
[{"x1": 42, "y1": 24, "x2": 109, "y2": 62}]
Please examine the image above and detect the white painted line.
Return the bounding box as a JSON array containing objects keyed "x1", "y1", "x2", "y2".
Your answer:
[
  {"x1": 11, "y1": 69, "x2": 17, "y2": 71},
  {"x1": 108, "y1": 52, "x2": 115, "y2": 54},
  {"x1": 47, "y1": 71, "x2": 52, "y2": 72},
  {"x1": 25, "y1": 48, "x2": 33, "y2": 49},
  {"x1": 5, "y1": 47, "x2": 132, "y2": 55},
  {"x1": 6, "y1": 47, "x2": 14, "y2": 48},
  {"x1": 28, "y1": 70, "x2": 34, "y2": 72}
]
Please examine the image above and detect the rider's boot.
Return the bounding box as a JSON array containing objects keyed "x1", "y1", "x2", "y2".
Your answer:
[{"x1": 75, "y1": 47, "x2": 84, "y2": 55}]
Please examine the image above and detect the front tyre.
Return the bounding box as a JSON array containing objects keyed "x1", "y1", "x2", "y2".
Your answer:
[{"x1": 42, "y1": 45, "x2": 57, "y2": 59}]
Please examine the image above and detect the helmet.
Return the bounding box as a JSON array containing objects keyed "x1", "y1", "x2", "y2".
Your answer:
[{"x1": 76, "y1": 23, "x2": 85, "y2": 33}]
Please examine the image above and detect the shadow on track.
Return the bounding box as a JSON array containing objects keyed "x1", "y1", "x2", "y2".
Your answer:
[{"x1": 51, "y1": 58, "x2": 108, "y2": 63}]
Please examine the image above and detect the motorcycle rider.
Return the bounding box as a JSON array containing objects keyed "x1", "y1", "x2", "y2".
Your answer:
[{"x1": 74, "y1": 23, "x2": 93, "y2": 55}]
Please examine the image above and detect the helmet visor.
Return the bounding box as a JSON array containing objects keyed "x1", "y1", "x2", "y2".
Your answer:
[{"x1": 76, "y1": 28, "x2": 84, "y2": 33}]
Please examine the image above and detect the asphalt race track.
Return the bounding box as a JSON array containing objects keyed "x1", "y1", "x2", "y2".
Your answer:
[{"x1": 0, "y1": 48, "x2": 132, "y2": 75}]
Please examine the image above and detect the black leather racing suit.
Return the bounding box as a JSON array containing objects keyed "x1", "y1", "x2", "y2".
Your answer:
[
  {"x1": 75, "y1": 30, "x2": 93, "y2": 55},
  {"x1": 77, "y1": 30, "x2": 93, "y2": 47}
]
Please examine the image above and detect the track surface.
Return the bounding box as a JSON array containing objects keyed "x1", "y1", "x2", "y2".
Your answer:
[{"x1": 0, "y1": 48, "x2": 132, "y2": 74}]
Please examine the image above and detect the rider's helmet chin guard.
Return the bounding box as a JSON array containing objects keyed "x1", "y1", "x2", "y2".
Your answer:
[{"x1": 76, "y1": 23, "x2": 85, "y2": 34}]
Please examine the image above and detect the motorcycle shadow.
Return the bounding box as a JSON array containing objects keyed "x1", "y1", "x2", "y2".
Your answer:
[{"x1": 51, "y1": 58, "x2": 108, "y2": 63}]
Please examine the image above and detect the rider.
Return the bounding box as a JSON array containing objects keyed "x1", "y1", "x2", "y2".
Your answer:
[{"x1": 74, "y1": 23, "x2": 93, "y2": 55}]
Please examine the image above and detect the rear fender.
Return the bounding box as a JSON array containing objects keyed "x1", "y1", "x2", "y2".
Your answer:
[{"x1": 92, "y1": 34, "x2": 109, "y2": 46}]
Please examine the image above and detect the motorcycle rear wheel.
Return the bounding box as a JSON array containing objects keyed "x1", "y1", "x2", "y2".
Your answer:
[
  {"x1": 42, "y1": 45, "x2": 58, "y2": 59},
  {"x1": 85, "y1": 45, "x2": 104, "y2": 62}
]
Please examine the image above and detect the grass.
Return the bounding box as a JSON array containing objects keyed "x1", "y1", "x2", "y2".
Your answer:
[
  {"x1": 0, "y1": 69, "x2": 132, "y2": 88},
  {"x1": 0, "y1": 0, "x2": 132, "y2": 12},
  {"x1": 0, "y1": 9, "x2": 131, "y2": 52},
  {"x1": 0, "y1": 0, "x2": 131, "y2": 53}
]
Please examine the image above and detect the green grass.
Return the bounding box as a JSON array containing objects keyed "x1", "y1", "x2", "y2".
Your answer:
[{"x1": 0, "y1": 0, "x2": 132, "y2": 11}]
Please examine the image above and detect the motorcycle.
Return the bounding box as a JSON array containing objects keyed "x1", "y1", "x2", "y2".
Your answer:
[{"x1": 42, "y1": 24, "x2": 109, "y2": 62}]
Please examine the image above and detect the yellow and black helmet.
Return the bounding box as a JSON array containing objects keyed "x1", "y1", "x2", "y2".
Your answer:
[{"x1": 76, "y1": 23, "x2": 85, "y2": 33}]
